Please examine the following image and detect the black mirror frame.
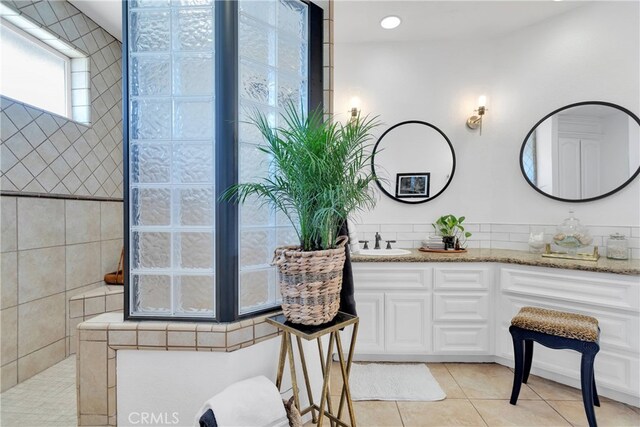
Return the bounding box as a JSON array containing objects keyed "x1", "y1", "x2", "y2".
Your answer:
[
  {"x1": 371, "y1": 120, "x2": 456, "y2": 204},
  {"x1": 519, "y1": 101, "x2": 640, "y2": 203}
]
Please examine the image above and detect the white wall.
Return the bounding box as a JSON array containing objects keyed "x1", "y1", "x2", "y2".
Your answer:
[
  {"x1": 117, "y1": 339, "x2": 324, "y2": 427},
  {"x1": 335, "y1": 2, "x2": 640, "y2": 228}
]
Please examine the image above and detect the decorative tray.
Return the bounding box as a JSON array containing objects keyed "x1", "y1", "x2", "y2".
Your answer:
[{"x1": 419, "y1": 248, "x2": 468, "y2": 254}]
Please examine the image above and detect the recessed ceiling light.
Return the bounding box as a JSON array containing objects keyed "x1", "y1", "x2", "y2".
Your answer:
[{"x1": 380, "y1": 16, "x2": 401, "y2": 30}]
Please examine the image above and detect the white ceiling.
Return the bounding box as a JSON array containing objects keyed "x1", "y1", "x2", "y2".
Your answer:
[
  {"x1": 69, "y1": 0, "x2": 122, "y2": 41},
  {"x1": 335, "y1": 1, "x2": 586, "y2": 43},
  {"x1": 66, "y1": 0, "x2": 588, "y2": 45}
]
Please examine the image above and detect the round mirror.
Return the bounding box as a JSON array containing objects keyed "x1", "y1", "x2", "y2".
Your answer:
[
  {"x1": 520, "y1": 101, "x2": 640, "y2": 202},
  {"x1": 372, "y1": 121, "x2": 455, "y2": 204}
]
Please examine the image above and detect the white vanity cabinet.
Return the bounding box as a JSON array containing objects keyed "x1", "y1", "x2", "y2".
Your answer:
[
  {"x1": 351, "y1": 259, "x2": 640, "y2": 404},
  {"x1": 433, "y1": 267, "x2": 493, "y2": 354},
  {"x1": 352, "y1": 263, "x2": 492, "y2": 356}
]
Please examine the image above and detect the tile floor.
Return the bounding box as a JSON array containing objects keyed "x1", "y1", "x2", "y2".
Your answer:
[
  {"x1": 306, "y1": 362, "x2": 640, "y2": 427},
  {"x1": 1, "y1": 358, "x2": 638, "y2": 427},
  {"x1": 0, "y1": 356, "x2": 76, "y2": 427}
]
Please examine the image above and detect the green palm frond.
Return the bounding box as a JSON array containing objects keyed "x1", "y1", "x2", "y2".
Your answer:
[{"x1": 221, "y1": 103, "x2": 380, "y2": 251}]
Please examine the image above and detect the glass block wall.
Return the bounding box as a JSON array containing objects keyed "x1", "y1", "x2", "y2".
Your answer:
[
  {"x1": 128, "y1": 0, "x2": 216, "y2": 317},
  {"x1": 237, "y1": 0, "x2": 309, "y2": 314}
]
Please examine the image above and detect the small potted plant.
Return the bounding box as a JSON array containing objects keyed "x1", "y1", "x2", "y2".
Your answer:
[
  {"x1": 433, "y1": 214, "x2": 472, "y2": 250},
  {"x1": 223, "y1": 105, "x2": 379, "y2": 325}
]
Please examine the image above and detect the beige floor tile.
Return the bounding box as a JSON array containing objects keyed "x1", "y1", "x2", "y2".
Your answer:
[
  {"x1": 471, "y1": 399, "x2": 571, "y2": 426},
  {"x1": 547, "y1": 400, "x2": 640, "y2": 427},
  {"x1": 427, "y1": 363, "x2": 466, "y2": 399},
  {"x1": 398, "y1": 399, "x2": 487, "y2": 426},
  {"x1": 525, "y1": 375, "x2": 583, "y2": 401},
  {"x1": 305, "y1": 397, "x2": 402, "y2": 427},
  {"x1": 446, "y1": 363, "x2": 540, "y2": 400}
]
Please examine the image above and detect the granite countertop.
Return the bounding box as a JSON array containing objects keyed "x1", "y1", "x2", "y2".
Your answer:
[{"x1": 351, "y1": 248, "x2": 640, "y2": 276}]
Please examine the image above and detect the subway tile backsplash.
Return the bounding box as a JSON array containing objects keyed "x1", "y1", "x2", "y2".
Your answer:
[{"x1": 354, "y1": 222, "x2": 640, "y2": 259}]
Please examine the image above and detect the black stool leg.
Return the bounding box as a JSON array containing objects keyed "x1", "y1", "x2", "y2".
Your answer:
[
  {"x1": 592, "y1": 375, "x2": 600, "y2": 407},
  {"x1": 523, "y1": 340, "x2": 534, "y2": 384},
  {"x1": 509, "y1": 327, "x2": 525, "y2": 405},
  {"x1": 580, "y1": 352, "x2": 598, "y2": 427}
]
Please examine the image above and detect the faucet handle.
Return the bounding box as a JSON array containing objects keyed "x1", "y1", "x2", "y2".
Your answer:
[
  {"x1": 385, "y1": 240, "x2": 396, "y2": 249},
  {"x1": 359, "y1": 240, "x2": 369, "y2": 250}
]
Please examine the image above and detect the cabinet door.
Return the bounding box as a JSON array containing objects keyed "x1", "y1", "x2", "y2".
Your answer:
[
  {"x1": 385, "y1": 292, "x2": 431, "y2": 353},
  {"x1": 354, "y1": 291, "x2": 385, "y2": 354},
  {"x1": 557, "y1": 137, "x2": 581, "y2": 199}
]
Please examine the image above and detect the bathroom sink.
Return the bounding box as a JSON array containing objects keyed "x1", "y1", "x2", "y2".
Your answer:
[{"x1": 357, "y1": 249, "x2": 411, "y2": 256}]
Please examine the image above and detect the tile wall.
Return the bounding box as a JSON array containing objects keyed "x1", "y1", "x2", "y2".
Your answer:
[
  {"x1": 1, "y1": 196, "x2": 123, "y2": 391},
  {"x1": 0, "y1": 0, "x2": 122, "y2": 198},
  {"x1": 354, "y1": 222, "x2": 640, "y2": 259},
  {"x1": 0, "y1": 0, "x2": 124, "y2": 391}
]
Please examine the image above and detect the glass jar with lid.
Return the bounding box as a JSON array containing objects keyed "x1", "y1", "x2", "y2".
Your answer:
[
  {"x1": 553, "y1": 211, "x2": 593, "y2": 255},
  {"x1": 606, "y1": 233, "x2": 629, "y2": 260}
]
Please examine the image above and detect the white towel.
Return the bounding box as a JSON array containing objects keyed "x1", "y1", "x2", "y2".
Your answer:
[{"x1": 194, "y1": 376, "x2": 289, "y2": 427}]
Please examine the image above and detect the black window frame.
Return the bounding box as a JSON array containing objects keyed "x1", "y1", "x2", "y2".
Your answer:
[{"x1": 122, "y1": 0, "x2": 324, "y2": 323}]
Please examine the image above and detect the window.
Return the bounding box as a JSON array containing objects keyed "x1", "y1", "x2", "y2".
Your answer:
[
  {"x1": 0, "y1": 6, "x2": 90, "y2": 124},
  {"x1": 0, "y1": 20, "x2": 70, "y2": 117}
]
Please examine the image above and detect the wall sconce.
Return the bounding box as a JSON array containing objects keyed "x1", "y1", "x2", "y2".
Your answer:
[
  {"x1": 349, "y1": 96, "x2": 361, "y2": 121},
  {"x1": 466, "y1": 95, "x2": 488, "y2": 135}
]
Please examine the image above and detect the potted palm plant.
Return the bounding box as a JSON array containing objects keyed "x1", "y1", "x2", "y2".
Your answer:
[{"x1": 223, "y1": 105, "x2": 379, "y2": 325}]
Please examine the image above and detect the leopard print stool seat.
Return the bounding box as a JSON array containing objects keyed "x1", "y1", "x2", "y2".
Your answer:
[
  {"x1": 509, "y1": 306, "x2": 601, "y2": 427},
  {"x1": 511, "y1": 306, "x2": 599, "y2": 342}
]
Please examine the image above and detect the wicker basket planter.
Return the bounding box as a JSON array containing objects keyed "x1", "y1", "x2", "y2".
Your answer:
[{"x1": 273, "y1": 236, "x2": 348, "y2": 325}]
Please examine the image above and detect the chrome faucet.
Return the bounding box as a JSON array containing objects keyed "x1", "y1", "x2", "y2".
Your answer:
[{"x1": 374, "y1": 232, "x2": 382, "y2": 249}]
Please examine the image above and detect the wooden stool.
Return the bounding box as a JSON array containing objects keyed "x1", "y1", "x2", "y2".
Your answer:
[{"x1": 509, "y1": 307, "x2": 601, "y2": 427}]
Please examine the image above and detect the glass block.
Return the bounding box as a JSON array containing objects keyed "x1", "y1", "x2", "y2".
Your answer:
[
  {"x1": 240, "y1": 229, "x2": 273, "y2": 268},
  {"x1": 240, "y1": 61, "x2": 273, "y2": 105},
  {"x1": 173, "y1": 54, "x2": 213, "y2": 96},
  {"x1": 132, "y1": 188, "x2": 171, "y2": 226},
  {"x1": 130, "y1": 11, "x2": 171, "y2": 52},
  {"x1": 176, "y1": 188, "x2": 213, "y2": 226},
  {"x1": 239, "y1": 14, "x2": 272, "y2": 66},
  {"x1": 174, "y1": 100, "x2": 213, "y2": 140},
  {"x1": 131, "y1": 0, "x2": 170, "y2": 7},
  {"x1": 173, "y1": 144, "x2": 214, "y2": 183},
  {"x1": 277, "y1": 76, "x2": 304, "y2": 109},
  {"x1": 175, "y1": 275, "x2": 214, "y2": 314},
  {"x1": 240, "y1": 143, "x2": 270, "y2": 183},
  {"x1": 239, "y1": 0, "x2": 275, "y2": 26},
  {"x1": 132, "y1": 274, "x2": 171, "y2": 313},
  {"x1": 276, "y1": 227, "x2": 299, "y2": 247},
  {"x1": 131, "y1": 99, "x2": 172, "y2": 140},
  {"x1": 240, "y1": 195, "x2": 273, "y2": 227},
  {"x1": 277, "y1": 36, "x2": 306, "y2": 76},
  {"x1": 276, "y1": 208, "x2": 298, "y2": 227},
  {"x1": 176, "y1": 232, "x2": 213, "y2": 269},
  {"x1": 277, "y1": 0, "x2": 307, "y2": 40},
  {"x1": 173, "y1": 0, "x2": 212, "y2": 5},
  {"x1": 133, "y1": 231, "x2": 171, "y2": 269},
  {"x1": 131, "y1": 143, "x2": 171, "y2": 183},
  {"x1": 239, "y1": 268, "x2": 275, "y2": 312},
  {"x1": 239, "y1": 102, "x2": 275, "y2": 144},
  {"x1": 173, "y1": 8, "x2": 214, "y2": 51},
  {"x1": 131, "y1": 55, "x2": 171, "y2": 96}
]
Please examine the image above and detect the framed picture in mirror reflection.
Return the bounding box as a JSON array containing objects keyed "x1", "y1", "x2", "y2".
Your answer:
[{"x1": 396, "y1": 173, "x2": 430, "y2": 198}]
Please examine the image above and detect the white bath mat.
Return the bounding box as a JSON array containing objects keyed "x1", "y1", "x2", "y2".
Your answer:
[{"x1": 348, "y1": 363, "x2": 446, "y2": 401}]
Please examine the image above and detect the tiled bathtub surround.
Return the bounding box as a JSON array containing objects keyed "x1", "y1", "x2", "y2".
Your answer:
[
  {"x1": 354, "y1": 222, "x2": 640, "y2": 259},
  {"x1": 76, "y1": 312, "x2": 281, "y2": 426},
  {"x1": 0, "y1": 0, "x2": 123, "y2": 198},
  {"x1": 0, "y1": 195, "x2": 123, "y2": 391}
]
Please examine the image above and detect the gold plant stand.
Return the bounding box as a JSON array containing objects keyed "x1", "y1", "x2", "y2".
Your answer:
[
  {"x1": 267, "y1": 312, "x2": 359, "y2": 427},
  {"x1": 541, "y1": 243, "x2": 600, "y2": 262}
]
